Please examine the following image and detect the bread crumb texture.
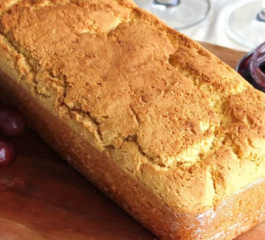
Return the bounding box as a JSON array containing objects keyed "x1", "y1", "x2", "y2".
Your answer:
[{"x1": 0, "y1": 0, "x2": 264, "y2": 213}]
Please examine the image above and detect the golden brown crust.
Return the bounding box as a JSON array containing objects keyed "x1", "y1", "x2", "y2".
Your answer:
[
  {"x1": 0, "y1": 1, "x2": 264, "y2": 237},
  {"x1": 0, "y1": 67, "x2": 265, "y2": 240}
]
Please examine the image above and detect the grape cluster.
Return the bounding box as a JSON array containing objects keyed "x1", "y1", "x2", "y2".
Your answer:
[{"x1": 0, "y1": 104, "x2": 26, "y2": 167}]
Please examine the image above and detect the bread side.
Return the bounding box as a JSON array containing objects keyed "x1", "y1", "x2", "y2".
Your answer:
[{"x1": 0, "y1": 0, "x2": 264, "y2": 226}]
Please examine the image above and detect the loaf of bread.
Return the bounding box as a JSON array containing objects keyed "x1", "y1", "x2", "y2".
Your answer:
[{"x1": 0, "y1": 0, "x2": 264, "y2": 239}]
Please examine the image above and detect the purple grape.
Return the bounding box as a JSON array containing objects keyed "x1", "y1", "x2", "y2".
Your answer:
[
  {"x1": 0, "y1": 138, "x2": 16, "y2": 167},
  {"x1": 0, "y1": 105, "x2": 26, "y2": 136}
]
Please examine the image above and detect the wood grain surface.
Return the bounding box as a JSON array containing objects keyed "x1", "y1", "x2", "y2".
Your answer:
[{"x1": 0, "y1": 43, "x2": 247, "y2": 240}]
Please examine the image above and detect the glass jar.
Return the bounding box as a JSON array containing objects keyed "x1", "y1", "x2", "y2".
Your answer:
[{"x1": 237, "y1": 42, "x2": 265, "y2": 91}]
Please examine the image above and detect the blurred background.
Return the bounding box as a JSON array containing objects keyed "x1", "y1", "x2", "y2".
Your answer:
[{"x1": 133, "y1": 0, "x2": 262, "y2": 52}]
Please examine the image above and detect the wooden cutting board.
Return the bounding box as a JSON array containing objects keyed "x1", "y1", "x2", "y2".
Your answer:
[{"x1": 0, "y1": 43, "x2": 247, "y2": 240}]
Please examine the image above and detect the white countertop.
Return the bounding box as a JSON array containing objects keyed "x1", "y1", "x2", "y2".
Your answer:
[{"x1": 181, "y1": 0, "x2": 253, "y2": 52}]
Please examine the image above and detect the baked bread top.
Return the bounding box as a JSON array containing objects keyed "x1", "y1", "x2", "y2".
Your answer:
[{"x1": 0, "y1": 0, "x2": 264, "y2": 213}]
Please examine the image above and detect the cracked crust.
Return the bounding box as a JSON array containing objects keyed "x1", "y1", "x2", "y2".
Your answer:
[{"x1": 0, "y1": 0, "x2": 265, "y2": 239}]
